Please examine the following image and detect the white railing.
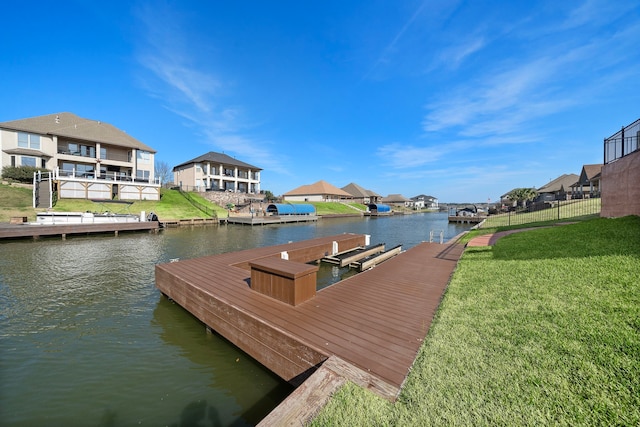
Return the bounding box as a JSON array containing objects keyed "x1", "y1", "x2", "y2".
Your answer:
[
  {"x1": 54, "y1": 167, "x2": 162, "y2": 185},
  {"x1": 33, "y1": 171, "x2": 54, "y2": 209}
]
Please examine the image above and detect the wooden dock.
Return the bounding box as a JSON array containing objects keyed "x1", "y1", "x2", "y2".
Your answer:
[
  {"x1": 159, "y1": 218, "x2": 220, "y2": 227},
  {"x1": 155, "y1": 234, "x2": 464, "y2": 402},
  {"x1": 226, "y1": 214, "x2": 319, "y2": 225},
  {"x1": 448, "y1": 215, "x2": 486, "y2": 224},
  {"x1": 0, "y1": 221, "x2": 159, "y2": 240}
]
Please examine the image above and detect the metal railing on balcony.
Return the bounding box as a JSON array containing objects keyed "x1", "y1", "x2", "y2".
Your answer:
[{"x1": 604, "y1": 118, "x2": 640, "y2": 164}]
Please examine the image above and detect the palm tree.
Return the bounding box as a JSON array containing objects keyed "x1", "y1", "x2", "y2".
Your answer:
[{"x1": 507, "y1": 187, "x2": 538, "y2": 208}]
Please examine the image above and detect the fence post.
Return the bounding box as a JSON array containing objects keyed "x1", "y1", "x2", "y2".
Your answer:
[{"x1": 558, "y1": 200, "x2": 561, "y2": 220}]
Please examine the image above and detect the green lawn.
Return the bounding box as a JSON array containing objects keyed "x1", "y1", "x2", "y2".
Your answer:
[
  {"x1": 311, "y1": 216, "x2": 640, "y2": 426},
  {"x1": 0, "y1": 185, "x2": 227, "y2": 222},
  {"x1": 285, "y1": 201, "x2": 367, "y2": 215},
  {"x1": 0, "y1": 183, "x2": 37, "y2": 221},
  {"x1": 483, "y1": 199, "x2": 601, "y2": 228}
]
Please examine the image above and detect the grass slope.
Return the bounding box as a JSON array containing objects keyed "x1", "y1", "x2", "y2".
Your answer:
[
  {"x1": 0, "y1": 185, "x2": 226, "y2": 222},
  {"x1": 311, "y1": 216, "x2": 640, "y2": 426},
  {"x1": 0, "y1": 183, "x2": 35, "y2": 221}
]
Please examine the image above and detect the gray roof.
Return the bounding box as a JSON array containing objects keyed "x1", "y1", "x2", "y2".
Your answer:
[
  {"x1": 0, "y1": 112, "x2": 155, "y2": 152},
  {"x1": 173, "y1": 151, "x2": 262, "y2": 171},
  {"x1": 382, "y1": 194, "x2": 411, "y2": 203},
  {"x1": 537, "y1": 174, "x2": 579, "y2": 193},
  {"x1": 342, "y1": 182, "x2": 370, "y2": 198},
  {"x1": 411, "y1": 194, "x2": 437, "y2": 201}
]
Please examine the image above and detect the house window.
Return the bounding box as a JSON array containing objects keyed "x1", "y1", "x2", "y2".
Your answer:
[
  {"x1": 100, "y1": 147, "x2": 107, "y2": 159},
  {"x1": 136, "y1": 170, "x2": 150, "y2": 181},
  {"x1": 61, "y1": 142, "x2": 95, "y2": 157},
  {"x1": 61, "y1": 162, "x2": 94, "y2": 178},
  {"x1": 18, "y1": 132, "x2": 41, "y2": 150},
  {"x1": 80, "y1": 145, "x2": 96, "y2": 158},
  {"x1": 21, "y1": 156, "x2": 36, "y2": 167},
  {"x1": 137, "y1": 150, "x2": 151, "y2": 164}
]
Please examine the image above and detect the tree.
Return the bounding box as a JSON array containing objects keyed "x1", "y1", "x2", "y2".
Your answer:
[
  {"x1": 155, "y1": 160, "x2": 172, "y2": 186},
  {"x1": 507, "y1": 188, "x2": 538, "y2": 207},
  {"x1": 262, "y1": 190, "x2": 276, "y2": 202}
]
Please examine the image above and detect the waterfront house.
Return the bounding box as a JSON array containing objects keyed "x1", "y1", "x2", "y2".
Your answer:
[
  {"x1": 411, "y1": 194, "x2": 439, "y2": 210},
  {"x1": 173, "y1": 151, "x2": 262, "y2": 194},
  {"x1": 0, "y1": 112, "x2": 159, "y2": 206},
  {"x1": 535, "y1": 174, "x2": 578, "y2": 202},
  {"x1": 283, "y1": 180, "x2": 352, "y2": 202},
  {"x1": 381, "y1": 194, "x2": 412, "y2": 209},
  {"x1": 341, "y1": 182, "x2": 381, "y2": 204},
  {"x1": 570, "y1": 164, "x2": 602, "y2": 199}
]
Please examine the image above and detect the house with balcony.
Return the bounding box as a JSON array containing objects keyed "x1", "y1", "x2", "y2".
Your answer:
[
  {"x1": 0, "y1": 112, "x2": 160, "y2": 206},
  {"x1": 601, "y1": 118, "x2": 640, "y2": 217},
  {"x1": 411, "y1": 194, "x2": 439, "y2": 210},
  {"x1": 570, "y1": 164, "x2": 602, "y2": 199},
  {"x1": 173, "y1": 151, "x2": 262, "y2": 194}
]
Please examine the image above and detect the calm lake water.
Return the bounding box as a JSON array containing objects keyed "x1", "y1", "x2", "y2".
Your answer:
[{"x1": 0, "y1": 213, "x2": 470, "y2": 426}]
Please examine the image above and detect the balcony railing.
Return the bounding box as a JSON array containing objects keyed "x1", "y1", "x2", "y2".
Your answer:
[
  {"x1": 604, "y1": 118, "x2": 640, "y2": 164},
  {"x1": 55, "y1": 167, "x2": 161, "y2": 185},
  {"x1": 57, "y1": 149, "x2": 131, "y2": 162}
]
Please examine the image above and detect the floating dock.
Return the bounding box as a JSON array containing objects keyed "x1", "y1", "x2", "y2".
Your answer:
[
  {"x1": 155, "y1": 234, "x2": 464, "y2": 402},
  {"x1": 225, "y1": 214, "x2": 319, "y2": 226},
  {"x1": 448, "y1": 215, "x2": 485, "y2": 224}
]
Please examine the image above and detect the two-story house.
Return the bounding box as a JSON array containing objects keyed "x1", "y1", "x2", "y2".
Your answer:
[
  {"x1": 173, "y1": 151, "x2": 262, "y2": 193},
  {"x1": 0, "y1": 112, "x2": 160, "y2": 205},
  {"x1": 411, "y1": 194, "x2": 439, "y2": 210}
]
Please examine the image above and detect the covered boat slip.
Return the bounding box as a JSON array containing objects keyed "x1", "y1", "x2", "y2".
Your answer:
[
  {"x1": 365, "y1": 203, "x2": 392, "y2": 216},
  {"x1": 155, "y1": 234, "x2": 465, "y2": 400}
]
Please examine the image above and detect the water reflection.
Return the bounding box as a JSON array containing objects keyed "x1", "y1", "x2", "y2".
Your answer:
[{"x1": 0, "y1": 212, "x2": 470, "y2": 426}]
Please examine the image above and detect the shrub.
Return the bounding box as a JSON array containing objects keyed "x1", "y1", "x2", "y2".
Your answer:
[{"x1": 1, "y1": 166, "x2": 48, "y2": 183}]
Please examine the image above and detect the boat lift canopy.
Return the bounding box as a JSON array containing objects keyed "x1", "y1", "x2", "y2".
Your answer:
[
  {"x1": 266, "y1": 203, "x2": 315, "y2": 215},
  {"x1": 367, "y1": 203, "x2": 391, "y2": 213}
]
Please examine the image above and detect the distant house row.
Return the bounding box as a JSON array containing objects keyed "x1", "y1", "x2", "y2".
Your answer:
[
  {"x1": 501, "y1": 164, "x2": 603, "y2": 207},
  {"x1": 282, "y1": 179, "x2": 438, "y2": 210},
  {"x1": 0, "y1": 112, "x2": 438, "y2": 210},
  {"x1": 0, "y1": 112, "x2": 264, "y2": 206}
]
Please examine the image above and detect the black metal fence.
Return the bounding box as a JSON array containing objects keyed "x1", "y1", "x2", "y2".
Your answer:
[
  {"x1": 483, "y1": 197, "x2": 601, "y2": 228},
  {"x1": 178, "y1": 189, "x2": 218, "y2": 218},
  {"x1": 604, "y1": 118, "x2": 640, "y2": 164}
]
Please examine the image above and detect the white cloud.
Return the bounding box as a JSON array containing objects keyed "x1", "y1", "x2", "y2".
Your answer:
[
  {"x1": 376, "y1": 143, "x2": 453, "y2": 169},
  {"x1": 133, "y1": 1, "x2": 285, "y2": 173}
]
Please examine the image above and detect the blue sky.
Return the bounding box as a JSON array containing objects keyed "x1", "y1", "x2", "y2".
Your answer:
[{"x1": 2, "y1": 1, "x2": 639, "y2": 202}]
